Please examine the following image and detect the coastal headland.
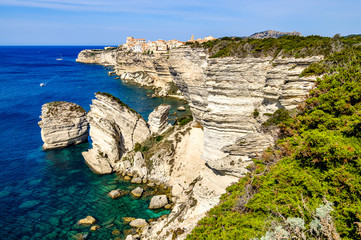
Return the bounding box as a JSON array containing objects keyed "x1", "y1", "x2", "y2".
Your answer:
[{"x1": 42, "y1": 33, "x2": 361, "y2": 239}]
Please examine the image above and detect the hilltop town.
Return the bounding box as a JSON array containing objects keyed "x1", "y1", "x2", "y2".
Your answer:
[{"x1": 122, "y1": 35, "x2": 216, "y2": 53}]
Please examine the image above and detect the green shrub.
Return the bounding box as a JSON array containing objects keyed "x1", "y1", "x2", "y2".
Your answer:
[
  {"x1": 176, "y1": 115, "x2": 193, "y2": 126},
  {"x1": 189, "y1": 35, "x2": 361, "y2": 60},
  {"x1": 167, "y1": 82, "x2": 179, "y2": 95},
  {"x1": 252, "y1": 109, "x2": 260, "y2": 118},
  {"x1": 187, "y1": 45, "x2": 361, "y2": 239},
  {"x1": 133, "y1": 142, "x2": 141, "y2": 152}
]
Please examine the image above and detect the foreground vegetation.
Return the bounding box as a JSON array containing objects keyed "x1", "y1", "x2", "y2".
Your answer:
[{"x1": 187, "y1": 41, "x2": 361, "y2": 239}]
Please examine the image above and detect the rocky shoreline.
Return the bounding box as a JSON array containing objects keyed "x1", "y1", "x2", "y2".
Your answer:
[
  {"x1": 38, "y1": 45, "x2": 324, "y2": 239},
  {"x1": 76, "y1": 46, "x2": 321, "y2": 177},
  {"x1": 75, "y1": 173, "x2": 175, "y2": 240},
  {"x1": 76, "y1": 48, "x2": 183, "y2": 98}
]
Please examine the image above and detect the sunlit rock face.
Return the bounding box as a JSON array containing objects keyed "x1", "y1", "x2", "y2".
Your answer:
[
  {"x1": 76, "y1": 49, "x2": 173, "y2": 94},
  {"x1": 148, "y1": 104, "x2": 171, "y2": 135},
  {"x1": 82, "y1": 92, "x2": 150, "y2": 174},
  {"x1": 39, "y1": 101, "x2": 88, "y2": 150},
  {"x1": 168, "y1": 46, "x2": 321, "y2": 177}
]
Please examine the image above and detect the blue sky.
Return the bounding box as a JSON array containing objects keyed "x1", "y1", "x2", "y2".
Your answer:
[{"x1": 0, "y1": 0, "x2": 360, "y2": 45}]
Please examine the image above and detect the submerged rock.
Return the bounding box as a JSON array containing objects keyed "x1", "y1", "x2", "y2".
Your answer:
[
  {"x1": 82, "y1": 92, "x2": 150, "y2": 174},
  {"x1": 72, "y1": 232, "x2": 89, "y2": 240},
  {"x1": 164, "y1": 204, "x2": 172, "y2": 210},
  {"x1": 77, "y1": 216, "x2": 96, "y2": 225},
  {"x1": 112, "y1": 229, "x2": 121, "y2": 235},
  {"x1": 90, "y1": 225, "x2": 100, "y2": 231},
  {"x1": 177, "y1": 106, "x2": 185, "y2": 111},
  {"x1": 39, "y1": 101, "x2": 89, "y2": 150},
  {"x1": 149, "y1": 195, "x2": 168, "y2": 209},
  {"x1": 123, "y1": 217, "x2": 136, "y2": 224},
  {"x1": 108, "y1": 189, "x2": 122, "y2": 199},
  {"x1": 148, "y1": 104, "x2": 171, "y2": 134}
]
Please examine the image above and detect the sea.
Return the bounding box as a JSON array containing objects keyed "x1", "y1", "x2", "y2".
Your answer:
[{"x1": 0, "y1": 46, "x2": 186, "y2": 240}]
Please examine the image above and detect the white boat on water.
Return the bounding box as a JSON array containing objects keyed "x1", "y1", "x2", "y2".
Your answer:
[
  {"x1": 56, "y1": 55, "x2": 63, "y2": 61},
  {"x1": 40, "y1": 83, "x2": 45, "y2": 87}
]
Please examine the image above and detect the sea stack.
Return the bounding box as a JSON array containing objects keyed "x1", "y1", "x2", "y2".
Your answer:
[
  {"x1": 39, "y1": 101, "x2": 89, "y2": 150},
  {"x1": 82, "y1": 92, "x2": 150, "y2": 174}
]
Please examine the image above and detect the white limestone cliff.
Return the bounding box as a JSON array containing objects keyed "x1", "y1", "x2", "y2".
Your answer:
[
  {"x1": 76, "y1": 49, "x2": 174, "y2": 95},
  {"x1": 76, "y1": 48, "x2": 118, "y2": 65},
  {"x1": 148, "y1": 104, "x2": 171, "y2": 135},
  {"x1": 168, "y1": 47, "x2": 322, "y2": 177},
  {"x1": 82, "y1": 92, "x2": 150, "y2": 174},
  {"x1": 76, "y1": 45, "x2": 324, "y2": 239},
  {"x1": 39, "y1": 101, "x2": 89, "y2": 150}
]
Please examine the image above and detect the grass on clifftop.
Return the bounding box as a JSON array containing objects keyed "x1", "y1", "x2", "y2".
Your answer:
[
  {"x1": 95, "y1": 92, "x2": 142, "y2": 119},
  {"x1": 186, "y1": 35, "x2": 361, "y2": 59},
  {"x1": 186, "y1": 44, "x2": 361, "y2": 239}
]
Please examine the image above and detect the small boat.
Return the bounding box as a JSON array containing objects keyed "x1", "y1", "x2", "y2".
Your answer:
[
  {"x1": 56, "y1": 55, "x2": 63, "y2": 61},
  {"x1": 40, "y1": 83, "x2": 45, "y2": 87}
]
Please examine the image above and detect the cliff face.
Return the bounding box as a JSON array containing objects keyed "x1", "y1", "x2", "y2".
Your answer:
[
  {"x1": 142, "y1": 125, "x2": 237, "y2": 240},
  {"x1": 77, "y1": 49, "x2": 173, "y2": 94},
  {"x1": 39, "y1": 101, "x2": 89, "y2": 150},
  {"x1": 148, "y1": 104, "x2": 171, "y2": 135},
  {"x1": 168, "y1": 47, "x2": 322, "y2": 177},
  {"x1": 82, "y1": 93, "x2": 150, "y2": 174},
  {"x1": 76, "y1": 49, "x2": 119, "y2": 65},
  {"x1": 75, "y1": 46, "x2": 325, "y2": 239},
  {"x1": 77, "y1": 46, "x2": 322, "y2": 177},
  {"x1": 116, "y1": 123, "x2": 237, "y2": 240}
]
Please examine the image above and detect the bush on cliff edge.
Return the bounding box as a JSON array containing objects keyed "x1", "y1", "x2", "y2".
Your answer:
[{"x1": 187, "y1": 46, "x2": 361, "y2": 239}]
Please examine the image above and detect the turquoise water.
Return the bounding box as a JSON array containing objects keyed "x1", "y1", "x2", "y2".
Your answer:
[{"x1": 0, "y1": 46, "x2": 184, "y2": 239}]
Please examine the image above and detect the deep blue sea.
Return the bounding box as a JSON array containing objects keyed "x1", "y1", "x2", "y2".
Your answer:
[{"x1": 0, "y1": 46, "x2": 185, "y2": 239}]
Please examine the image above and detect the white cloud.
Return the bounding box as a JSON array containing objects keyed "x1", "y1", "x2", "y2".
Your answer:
[{"x1": 0, "y1": 0, "x2": 223, "y2": 14}]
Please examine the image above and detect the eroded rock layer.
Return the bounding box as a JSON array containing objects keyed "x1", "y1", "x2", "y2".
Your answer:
[
  {"x1": 168, "y1": 47, "x2": 322, "y2": 177},
  {"x1": 39, "y1": 101, "x2": 89, "y2": 150},
  {"x1": 148, "y1": 104, "x2": 171, "y2": 135},
  {"x1": 77, "y1": 46, "x2": 322, "y2": 177},
  {"x1": 82, "y1": 92, "x2": 150, "y2": 174},
  {"x1": 77, "y1": 49, "x2": 173, "y2": 95}
]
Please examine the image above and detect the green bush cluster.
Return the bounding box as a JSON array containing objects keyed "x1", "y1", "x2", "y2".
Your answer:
[
  {"x1": 187, "y1": 35, "x2": 361, "y2": 59},
  {"x1": 187, "y1": 45, "x2": 361, "y2": 239},
  {"x1": 167, "y1": 82, "x2": 180, "y2": 95},
  {"x1": 175, "y1": 115, "x2": 193, "y2": 126},
  {"x1": 95, "y1": 92, "x2": 142, "y2": 118}
]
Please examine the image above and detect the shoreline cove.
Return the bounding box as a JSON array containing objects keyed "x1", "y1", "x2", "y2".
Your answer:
[
  {"x1": 0, "y1": 46, "x2": 188, "y2": 240},
  {"x1": 71, "y1": 44, "x2": 320, "y2": 239}
]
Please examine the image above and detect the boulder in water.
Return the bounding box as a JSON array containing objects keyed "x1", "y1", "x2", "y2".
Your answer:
[
  {"x1": 77, "y1": 216, "x2": 96, "y2": 225},
  {"x1": 108, "y1": 189, "x2": 122, "y2": 199},
  {"x1": 131, "y1": 177, "x2": 142, "y2": 184},
  {"x1": 131, "y1": 187, "x2": 143, "y2": 198},
  {"x1": 129, "y1": 218, "x2": 149, "y2": 228},
  {"x1": 149, "y1": 195, "x2": 168, "y2": 209}
]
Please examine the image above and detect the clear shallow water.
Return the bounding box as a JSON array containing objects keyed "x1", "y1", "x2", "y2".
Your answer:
[{"x1": 0, "y1": 46, "x2": 184, "y2": 239}]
